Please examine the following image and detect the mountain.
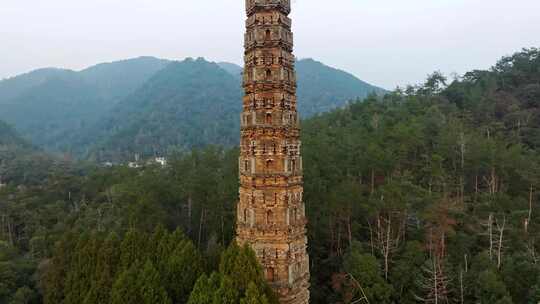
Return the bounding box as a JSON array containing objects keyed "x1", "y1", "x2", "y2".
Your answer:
[
  {"x1": 296, "y1": 58, "x2": 386, "y2": 117},
  {"x1": 0, "y1": 57, "x2": 384, "y2": 160},
  {"x1": 84, "y1": 58, "x2": 242, "y2": 161},
  {"x1": 217, "y1": 62, "x2": 243, "y2": 79},
  {"x1": 78, "y1": 56, "x2": 170, "y2": 101},
  {"x1": 0, "y1": 120, "x2": 29, "y2": 148},
  {"x1": 0, "y1": 120, "x2": 56, "y2": 185},
  {"x1": 83, "y1": 58, "x2": 385, "y2": 161},
  {"x1": 0, "y1": 68, "x2": 73, "y2": 103},
  {"x1": 0, "y1": 57, "x2": 169, "y2": 151}
]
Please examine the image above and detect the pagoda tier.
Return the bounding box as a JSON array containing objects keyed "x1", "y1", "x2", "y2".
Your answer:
[{"x1": 237, "y1": 0, "x2": 310, "y2": 303}]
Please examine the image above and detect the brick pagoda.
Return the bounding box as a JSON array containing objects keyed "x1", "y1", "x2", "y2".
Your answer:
[{"x1": 236, "y1": 0, "x2": 310, "y2": 303}]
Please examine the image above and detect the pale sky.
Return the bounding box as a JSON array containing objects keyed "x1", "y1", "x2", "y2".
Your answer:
[{"x1": 1, "y1": 0, "x2": 539, "y2": 89}]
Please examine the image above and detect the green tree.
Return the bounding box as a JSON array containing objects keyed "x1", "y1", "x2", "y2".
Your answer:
[
  {"x1": 8, "y1": 286, "x2": 37, "y2": 304},
  {"x1": 240, "y1": 282, "x2": 270, "y2": 304},
  {"x1": 219, "y1": 244, "x2": 267, "y2": 297},
  {"x1": 111, "y1": 265, "x2": 140, "y2": 304},
  {"x1": 90, "y1": 232, "x2": 120, "y2": 304},
  {"x1": 119, "y1": 228, "x2": 147, "y2": 270},
  {"x1": 213, "y1": 275, "x2": 239, "y2": 304},
  {"x1": 164, "y1": 240, "x2": 203, "y2": 303},
  {"x1": 342, "y1": 245, "x2": 393, "y2": 303},
  {"x1": 138, "y1": 260, "x2": 171, "y2": 304},
  {"x1": 187, "y1": 274, "x2": 217, "y2": 304}
]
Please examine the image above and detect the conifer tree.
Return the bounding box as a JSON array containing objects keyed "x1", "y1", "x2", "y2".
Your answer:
[
  {"x1": 138, "y1": 260, "x2": 171, "y2": 304},
  {"x1": 42, "y1": 232, "x2": 76, "y2": 304},
  {"x1": 63, "y1": 233, "x2": 93, "y2": 304},
  {"x1": 111, "y1": 265, "x2": 140, "y2": 304},
  {"x1": 91, "y1": 232, "x2": 120, "y2": 304},
  {"x1": 240, "y1": 283, "x2": 270, "y2": 304},
  {"x1": 187, "y1": 274, "x2": 215, "y2": 304},
  {"x1": 120, "y1": 228, "x2": 146, "y2": 270},
  {"x1": 165, "y1": 240, "x2": 203, "y2": 303},
  {"x1": 213, "y1": 275, "x2": 239, "y2": 304},
  {"x1": 149, "y1": 225, "x2": 167, "y2": 264},
  {"x1": 219, "y1": 244, "x2": 266, "y2": 296}
]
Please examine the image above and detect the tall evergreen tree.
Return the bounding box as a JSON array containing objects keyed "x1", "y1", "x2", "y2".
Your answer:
[
  {"x1": 138, "y1": 260, "x2": 171, "y2": 304},
  {"x1": 110, "y1": 265, "x2": 140, "y2": 304}
]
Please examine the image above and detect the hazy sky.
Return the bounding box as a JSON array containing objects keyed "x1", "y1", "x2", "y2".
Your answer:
[{"x1": 1, "y1": 0, "x2": 539, "y2": 89}]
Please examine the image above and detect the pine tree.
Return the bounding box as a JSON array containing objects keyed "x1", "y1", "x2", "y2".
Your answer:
[
  {"x1": 165, "y1": 240, "x2": 203, "y2": 303},
  {"x1": 42, "y1": 231, "x2": 76, "y2": 304},
  {"x1": 64, "y1": 233, "x2": 93, "y2": 304},
  {"x1": 120, "y1": 228, "x2": 147, "y2": 270},
  {"x1": 213, "y1": 275, "x2": 239, "y2": 304},
  {"x1": 240, "y1": 283, "x2": 270, "y2": 304},
  {"x1": 148, "y1": 225, "x2": 168, "y2": 264},
  {"x1": 138, "y1": 260, "x2": 171, "y2": 304},
  {"x1": 111, "y1": 265, "x2": 140, "y2": 304},
  {"x1": 187, "y1": 274, "x2": 215, "y2": 304},
  {"x1": 91, "y1": 232, "x2": 120, "y2": 304},
  {"x1": 219, "y1": 244, "x2": 265, "y2": 295}
]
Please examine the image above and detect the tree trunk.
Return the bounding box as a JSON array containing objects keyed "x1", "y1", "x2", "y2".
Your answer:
[
  {"x1": 528, "y1": 184, "x2": 534, "y2": 231},
  {"x1": 433, "y1": 259, "x2": 439, "y2": 304},
  {"x1": 7, "y1": 217, "x2": 14, "y2": 245},
  {"x1": 347, "y1": 214, "x2": 352, "y2": 247},
  {"x1": 488, "y1": 213, "x2": 493, "y2": 260},
  {"x1": 337, "y1": 222, "x2": 342, "y2": 256},
  {"x1": 198, "y1": 209, "x2": 205, "y2": 249},
  {"x1": 367, "y1": 220, "x2": 375, "y2": 256},
  {"x1": 329, "y1": 216, "x2": 335, "y2": 254},
  {"x1": 221, "y1": 213, "x2": 225, "y2": 245},
  {"x1": 459, "y1": 269, "x2": 464, "y2": 304},
  {"x1": 496, "y1": 216, "x2": 506, "y2": 269},
  {"x1": 384, "y1": 216, "x2": 391, "y2": 280},
  {"x1": 474, "y1": 175, "x2": 479, "y2": 203},
  {"x1": 188, "y1": 196, "x2": 193, "y2": 235},
  {"x1": 371, "y1": 169, "x2": 375, "y2": 194},
  {"x1": 460, "y1": 176, "x2": 464, "y2": 205}
]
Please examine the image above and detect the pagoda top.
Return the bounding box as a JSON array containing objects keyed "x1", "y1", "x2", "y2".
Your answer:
[{"x1": 246, "y1": 0, "x2": 291, "y2": 15}]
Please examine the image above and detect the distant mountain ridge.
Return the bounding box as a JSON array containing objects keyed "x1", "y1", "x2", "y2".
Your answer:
[
  {"x1": 0, "y1": 56, "x2": 385, "y2": 160},
  {"x1": 296, "y1": 59, "x2": 386, "y2": 116},
  {"x1": 0, "y1": 68, "x2": 74, "y2": 103},
  {"x1": 83, "y1": 58, "x2": 242, "y2": 161},
  {"x1": 0, "y1": 57, "x2": 169, "y2": 151}
]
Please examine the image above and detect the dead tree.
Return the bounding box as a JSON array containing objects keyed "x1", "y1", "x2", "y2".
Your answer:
[
  {"x1": 373, "y1": 211, "x2": 405, "y2": 280},
  {"x1": 415, "y1": 257, "x2": 451, "y2": 304},
  {"x1": 494, "y1": 215, "x2": 507, "y2": 269}
]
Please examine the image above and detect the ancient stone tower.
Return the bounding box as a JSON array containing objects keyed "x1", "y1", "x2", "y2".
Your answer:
[{"x1": 237, "y1": 0, "x2": 310, "y2": 303}]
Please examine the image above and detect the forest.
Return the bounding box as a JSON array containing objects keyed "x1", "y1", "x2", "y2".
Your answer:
[
  {"x1": 0, "y1": 48, "x2": 539, "y2": 303},
  {"x1": 0, "y1": 57, "x2": 382, "y2": 160}
]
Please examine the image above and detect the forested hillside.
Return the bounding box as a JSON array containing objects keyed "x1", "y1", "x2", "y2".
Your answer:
[
  {"x1": 0, "y1": 57, "x2": 383, "y2": 159},
  {"x1": 0, "y1": 120, "x2": 58, "y2": 186},
  {"x1": 82, "y1": 58, "x2": 243, "y2": 161},
  {"x1": 0, "y1": 68, "x2": 73, "y2": 103},
  {"x1": 301, "y1": 48, "x2": 540, "y2": 303},
  {"x1": 0, "y1": 57, "x2": 169, "y2": 151},
  {"x1": 296, "y1": 59, "x2": 386, "y2": 117},
  {"x1": 0, "y1": 49, "x2": 538, "y2": 304},
  {"x1": 0, "y1": 120, "x2": 28, "y2": 147},
  {"x1": 83, "y1": 58, "x2": 384, "y2": 161}
]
